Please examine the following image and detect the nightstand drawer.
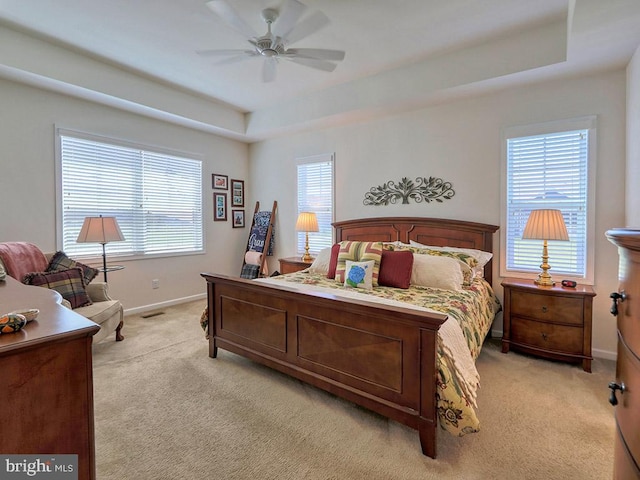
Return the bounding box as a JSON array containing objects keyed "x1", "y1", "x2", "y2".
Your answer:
[
  {"x1": 510, "y1": 290, "x2": 584, "y2": 325},
  {"x1": 279, "y1": 257, "x2": 312, "y2": 274},
  {"x1": 510, "y1": 317, "x2": 583, "y2": 354}
]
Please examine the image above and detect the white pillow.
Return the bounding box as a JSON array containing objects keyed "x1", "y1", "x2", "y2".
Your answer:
[
  {"x1": 344, "y1": 260, "x2": 375, "y2": 290},
  {"x1": 308, "y1": 247, "x2": 332, "y2": 275},
  {"x1": 410, "y1": 254, "x2": 465, "y2": 291},
  {"x1": 409, "y1": 240, "x2": 492, "y2": 276}
]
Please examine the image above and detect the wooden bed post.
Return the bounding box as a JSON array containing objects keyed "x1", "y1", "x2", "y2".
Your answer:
[{"x1": 419, "y1": 328, "x2": 439, "y2": 458}]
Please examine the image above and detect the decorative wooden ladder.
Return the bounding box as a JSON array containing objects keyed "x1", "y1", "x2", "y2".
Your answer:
[{"x1": 240, "y1": 200, "x2": 277, "y2": 278}]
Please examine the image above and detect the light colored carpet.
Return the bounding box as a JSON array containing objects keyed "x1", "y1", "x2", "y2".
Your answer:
[{"x1": 93, "y1": 301, "x2": 615, "y2": 480}]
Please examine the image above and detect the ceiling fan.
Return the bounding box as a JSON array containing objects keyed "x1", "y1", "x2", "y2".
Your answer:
[{"x1": 198, "y1": 0, "x2": 346, "y2": 82}]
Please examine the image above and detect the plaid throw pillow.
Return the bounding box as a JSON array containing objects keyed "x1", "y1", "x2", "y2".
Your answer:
[
  {"x1": 47, "y1": 251, "x2": 99, "y2": 286},
  {"x1": 23, "y1": 267, "x2": 93, "y2": 309},
  {"x1": 334, "y1": 241, "x2": 383, "y2": 286}
]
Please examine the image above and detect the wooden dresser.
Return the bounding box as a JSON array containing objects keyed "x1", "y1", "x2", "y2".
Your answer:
[
  {"x1": 0, "y1": 276, "x2": 99, "y2": 480},
  {"x1": 501, "y1": 277, "x2": 596, "y2": 372},
  {"x1": 606, "y1": 229, "x2": 640, "y2": 479}
]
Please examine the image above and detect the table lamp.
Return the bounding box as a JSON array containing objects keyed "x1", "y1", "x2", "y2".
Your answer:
[
  {"x1": 77, "y1": 215, "x2": 125, "y2": 282},
  {"x1": 295, "y1": 212, "x2": 319, "y2": 262},
  {"x1": 522, "y1": 209, "x2": 569, "y2": 286}
]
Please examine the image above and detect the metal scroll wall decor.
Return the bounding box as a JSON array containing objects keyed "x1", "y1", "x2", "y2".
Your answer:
[{"x1": 363, "y1": 176, "x2": 455, "y2": 206}]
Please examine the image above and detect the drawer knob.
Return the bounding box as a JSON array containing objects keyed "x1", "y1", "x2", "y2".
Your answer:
[
  {"x1": 541, "y1": 332, "x2": 548, "y2": 341},
  {"x1": 609, "y1": 291, "x2": 626, "y2": 316},
  {"x1": 541, "y1": 306, "x2": 548, "y2": 313},
  {"x1": 608, "y1": 381, "x2": 625, "y2": 406}
]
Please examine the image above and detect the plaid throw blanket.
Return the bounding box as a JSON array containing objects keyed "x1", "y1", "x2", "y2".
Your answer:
[{"x1": 240, "y1": 264, "x2": 261, "y2": 279}]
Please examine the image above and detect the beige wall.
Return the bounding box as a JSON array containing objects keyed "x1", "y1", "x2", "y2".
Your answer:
[
  {"x1": 249, "y1": 70, "x2": 627, "y2": 359},
  {"x1": 0, "y1": 78, "x2": 249, "y2": 313},
  {"x1": 627, "y1": 45, "x2": 640, "y2": 227}
]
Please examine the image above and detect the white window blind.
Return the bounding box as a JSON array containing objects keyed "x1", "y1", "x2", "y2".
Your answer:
[
  {"x1": 504, "y1": 126, "x2": 591, "y2": 279},
  {"x1": 58, "y1": 130, "x2": 203, "y2": 258},
  {"x1": 297, "y1": 154, "x2": 334, "y2": 254}
]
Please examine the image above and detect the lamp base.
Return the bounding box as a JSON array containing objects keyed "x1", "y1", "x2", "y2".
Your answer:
[
  {"x1": 534, "y1": 274, "x2": 555, "y2": 287},
  {"x1": 301, "y1": 231, "x2": 313, "y2": 263},
  {"x1": 534, "y1": 240, "x2": 555, "y2": 286}
]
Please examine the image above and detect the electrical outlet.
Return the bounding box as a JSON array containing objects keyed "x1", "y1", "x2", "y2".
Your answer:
[{"x1": 152, "y1": 279, "x2": 160, "y2": 289}]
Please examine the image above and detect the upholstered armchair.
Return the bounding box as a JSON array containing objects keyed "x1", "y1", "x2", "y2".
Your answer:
[{"x1": 0, "y1": 241, "x2": 123, "y2": 343}]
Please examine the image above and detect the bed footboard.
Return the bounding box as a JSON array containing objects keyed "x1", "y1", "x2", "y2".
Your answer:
[{"x1": 202, "y1": 273, "x2": 447, "y2": 458}]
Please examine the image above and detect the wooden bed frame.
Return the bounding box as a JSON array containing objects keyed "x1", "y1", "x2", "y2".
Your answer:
[{"x1": 201, "y1": 217, "x2": 498, "y2": 458}]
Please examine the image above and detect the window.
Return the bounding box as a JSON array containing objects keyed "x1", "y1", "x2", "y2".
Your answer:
[
  {"x1": 501, "y1": 117, "x2": 596, "y2": 282},
  {"x1": 56, "y1": 129, "x2": 203, "y2": 259},
  {"x1": 297, "y1": 153, "x2": 334, "y2": 255}
]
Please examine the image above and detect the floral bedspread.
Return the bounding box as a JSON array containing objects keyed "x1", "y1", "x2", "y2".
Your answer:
[{"x1": 200, "y1": 272, "x2": 501, "y2": 437}]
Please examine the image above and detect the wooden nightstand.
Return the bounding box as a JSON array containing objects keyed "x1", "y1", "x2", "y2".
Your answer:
[
  {"x1": 278, "y1": 257, "x2": 313, "y2": 274},
  {"x1": 501, "y1": 278, "x2": 596, "y2": 372}
]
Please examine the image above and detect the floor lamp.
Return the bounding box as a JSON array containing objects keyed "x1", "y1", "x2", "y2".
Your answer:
[
  {"x1": 76, "y1": 215, "x2": 125, "y2": 282},
  {"x1": 522, "y1": 209, "x2": 569, "y2": 286}
]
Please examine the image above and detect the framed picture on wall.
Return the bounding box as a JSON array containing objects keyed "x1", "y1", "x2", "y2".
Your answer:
[
  {"x1": 232, "y1": 209, "x2": 245, "y2": 228},
  {"x1": 231, "y1": 179, "x2": 244, "y2": 207},
  {"x1": 214, "y1": 192, "x2": 227, "y2": 221},
  {"x1": 212, "y1": 174, "x2": 228, "y2": 190}
]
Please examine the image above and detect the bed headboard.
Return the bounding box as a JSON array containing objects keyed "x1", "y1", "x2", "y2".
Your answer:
[{"x1": 333, "y1": 217, "x2": 499, "y2": 285}]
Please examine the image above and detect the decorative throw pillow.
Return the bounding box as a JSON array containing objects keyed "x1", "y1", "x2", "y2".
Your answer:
[
  {"x1": 378, "y1": 250, "x2": 414, "y2": 289},
  {"x1": 23, "y1": 267, "x2": 93, "y2": 309},
  {"x1": 410, "y1": 254, "x2": 466, "y2": 291},
  {"x1": 343, "y1": 260, "x2": 375, "y2": 290},
  {"x1": 46, "y1": 251, "x2": 99, "y2": 286},
  {"x1": 327, "y1": 243, "x2": 341, "y2": 279},
  {"x1": 335, "y1": 241, "x2": 383, "y2": 286}
]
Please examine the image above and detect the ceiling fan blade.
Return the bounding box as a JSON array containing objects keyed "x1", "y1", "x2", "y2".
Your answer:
[
  {"x1": 262, "y1": 57, "x2": 278, "y2": 82},
  {"x1": 196, "y1": 49, "x2": 253, "y2": 57},
  {"x1": 285, "y1": 48, "x2": 345, "y2": 62},
  {"x1": 215, "y1": 54, "x2": 258, "y2": 66},
  {"x1": 284, "y1": 56, "x2": 337, "y2": 73},
  {"x1": 206, "y1": 0, "x2": 258, "y2": 39},
  {"x1": 271, "y1": 0, "x2": 307, "y2": 39},
  {"x1": 282, "y1": 11, "x2": 330, "y2": 46}
]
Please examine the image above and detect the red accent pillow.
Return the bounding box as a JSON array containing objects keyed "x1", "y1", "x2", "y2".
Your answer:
[
  {"x1": 378, "y1": 250, "x2": 414, "y2": 289},
  {"x1": 327, "y1": 244, "x2": 341, "y2": 279}
]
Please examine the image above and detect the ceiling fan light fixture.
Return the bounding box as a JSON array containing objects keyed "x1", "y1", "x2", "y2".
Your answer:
[{"x1": 200, "y1": 0, "x2": 345, "y2": 82}]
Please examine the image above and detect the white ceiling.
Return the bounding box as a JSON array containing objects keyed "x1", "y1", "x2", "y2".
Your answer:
[{"x1": 1, "y1": 0, "x2": 639, "y2": 139}]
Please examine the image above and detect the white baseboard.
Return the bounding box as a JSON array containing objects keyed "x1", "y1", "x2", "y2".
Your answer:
[
  {"x1": 592, "y1": 348, "x2": 617, "y2": 361},
  {"x1": 123, "y1": 293, "x2": 206, "y2": 317},
  {"x1": 490, "y1": 329, "x2": 617, "y2": 361}
]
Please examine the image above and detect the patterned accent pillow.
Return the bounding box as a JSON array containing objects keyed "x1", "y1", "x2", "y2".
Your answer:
[
  {"x1": 378, "y1": 250, "x2": 414, "y2": 289},
  {"x1": 335, "y1": 241, "x2": 383, "y2": 286},
  {"x1": 46, "y1": 251, "x2": 99, "y2": 286},
  {"x1": 343, "y1": 260, "x2": 375, "y2": 290},
  {"x1": 23, "y1": 267, "x2": 93, "y2": 309}
]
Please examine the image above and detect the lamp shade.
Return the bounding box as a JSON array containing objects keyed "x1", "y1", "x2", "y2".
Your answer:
[
  {"x1": 522, "y1": 209, "x2": 569, "y2": 241},
  {"x1": 77, "y1": 215, "x2": 125, "y2": 244},
  {"x1": 295, "y1": 212, "x2": 319, "y2": 232}
]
